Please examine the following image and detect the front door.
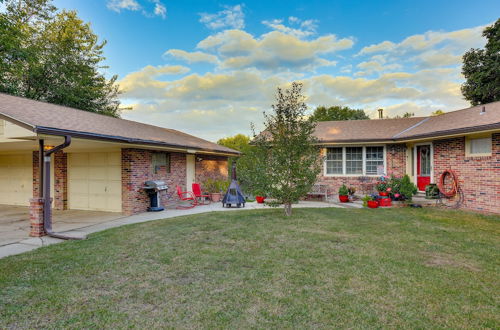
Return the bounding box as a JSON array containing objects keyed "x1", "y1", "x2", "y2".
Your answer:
[
  {"x1": 186, "y1": 154, "x2": 195, "y2": 190},
  {"x1": 416, "y1": 145, "x2": 431, "y2": 191}
]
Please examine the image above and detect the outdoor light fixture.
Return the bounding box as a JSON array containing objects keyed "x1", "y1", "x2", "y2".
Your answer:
[{"x1": 43, "y1": 145, "x2": 55, "y2": 151}]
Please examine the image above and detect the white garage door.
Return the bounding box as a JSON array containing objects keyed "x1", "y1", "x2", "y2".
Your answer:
[
  {"x1": 68, "y1": 152, "x2": 122, "y2": 212},
  {"x1": 0, "y1": 154, "x2": 33, "y2": 206}
]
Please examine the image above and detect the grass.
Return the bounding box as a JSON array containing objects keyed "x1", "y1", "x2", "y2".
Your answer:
[{"x1": 1, "y1": 207, "x2": 499, "y2": 328}]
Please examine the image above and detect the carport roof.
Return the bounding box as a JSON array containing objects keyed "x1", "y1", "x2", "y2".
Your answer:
[{"x1": 0, "y1": 93, "x2": 239, "y2": 155}]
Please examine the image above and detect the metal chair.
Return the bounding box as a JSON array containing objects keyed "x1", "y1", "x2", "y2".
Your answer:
[
  {"x1": 176, "y1": 185, "x2": 197, "y2": 209},
  {"x1": 192, "y1": 182, "x2": 210, "y2": 205}
]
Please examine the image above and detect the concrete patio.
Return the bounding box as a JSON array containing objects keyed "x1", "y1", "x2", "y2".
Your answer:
[{"x1": 0, "y1": 200, "x2": 357, "y2": 259}]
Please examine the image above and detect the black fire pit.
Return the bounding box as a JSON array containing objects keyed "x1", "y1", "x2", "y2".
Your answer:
[{"x1": 222, "y1": 163, "x2": 245, "y2": 208}]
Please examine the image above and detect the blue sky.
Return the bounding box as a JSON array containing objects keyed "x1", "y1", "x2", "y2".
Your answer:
[{"x1": 54, "y1": 0, "x2": 500, "y2": 140}]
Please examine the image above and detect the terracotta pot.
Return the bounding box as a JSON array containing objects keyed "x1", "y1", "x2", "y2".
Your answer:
[
  {"x1": 379, "y1": 191, "x2": 389, "y2": 196},
  {"x1": 378, "y1": 197, "x2": 392, "y2": 207},
  {"x1": 210, "y1": 193, "x2": 221, "y2": 202},
  {"x1": 367, "y1": 200, "x2": 379, "y2": 208},
  {"x1": 255, "y1": 196, "x2": 266, "y2": 203},
  {"x1": 339, "y1": 195, "x2": 349, "y2": 203}
]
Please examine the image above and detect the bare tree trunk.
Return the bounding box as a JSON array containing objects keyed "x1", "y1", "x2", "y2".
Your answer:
[{"x1": 284, "y1": 202, "x2": 292, "y2": 216}]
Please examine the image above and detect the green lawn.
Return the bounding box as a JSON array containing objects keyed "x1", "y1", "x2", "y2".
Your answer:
[{"x1": 1, "y1": 208, "x2": 499, "y2": 328}]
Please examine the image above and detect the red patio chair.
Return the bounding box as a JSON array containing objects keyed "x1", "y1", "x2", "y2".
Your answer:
[
  {"x1": 176, "y1": 185, "x2": 197, "y2": 209},
  {"x1": 192, "y1": 182, "x2": 210, "y2": 205}
]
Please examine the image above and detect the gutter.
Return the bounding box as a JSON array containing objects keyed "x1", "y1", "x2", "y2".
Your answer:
[
  {"x1": 35, "y1": 126, "x2": 240, "y2": 156},
  {"x1": 40, "y1": 137, "x2": 85, "y2": 240}
]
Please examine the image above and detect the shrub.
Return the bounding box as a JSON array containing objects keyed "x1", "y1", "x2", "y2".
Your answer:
[
  {"x1": 338, "y1": 184, "x2": 349, "y2": 196},
  {"x1": 400, "y1": 175, "x2": 418, "y2": 201}
]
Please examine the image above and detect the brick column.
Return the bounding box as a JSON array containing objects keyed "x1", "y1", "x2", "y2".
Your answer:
[
  {"x1": 29, "y1": 198, "x2": 46, "y2": 237},
  {"x1": 54, "y1": 151, "x2": 68, "y2": 210}
]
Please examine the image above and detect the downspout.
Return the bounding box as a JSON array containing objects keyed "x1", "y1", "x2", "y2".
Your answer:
[{"x1": 39, "y1": 136, "x2": 85, "y2": 240}]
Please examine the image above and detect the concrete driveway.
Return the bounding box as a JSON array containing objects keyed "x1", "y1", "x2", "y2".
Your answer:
[{"x1": 0, "y1": 205, "x2": 125, "y2": 246}]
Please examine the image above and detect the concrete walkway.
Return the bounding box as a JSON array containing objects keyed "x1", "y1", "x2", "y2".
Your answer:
[{"x1": 0, "y1": 200, "x2": 358, "y2": 259}]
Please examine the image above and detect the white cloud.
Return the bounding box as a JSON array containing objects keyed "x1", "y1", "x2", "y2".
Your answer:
[
  {"x1": 107, "y1": 0, "x2": 140, "y2": 12},
  {"x1": 262, "y1": 16, "x2": 318, "y2": 39},
  {"x1": 195, "y1": 29, "x2": 352, "y2": 72},
  {"x1": 107, "y1": 0, "x2": 167, "y2": 19},
  {"x1": 164, "y1": 49, "x2": 219, "y2": 64},
  {"x1": 199, "y1": 4, "x2": 245, "y2": 30},
  {"x1": 153, "y1": 1, "x2": 166, "y2": 19}
]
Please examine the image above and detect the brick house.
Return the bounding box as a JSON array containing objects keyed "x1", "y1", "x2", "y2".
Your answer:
[
  {"x1": 313, "y1": 102, "x2": 500, "y2": 214},
  {"x1": 0, "y1": 93, "x2": 238, "y2": 235}
]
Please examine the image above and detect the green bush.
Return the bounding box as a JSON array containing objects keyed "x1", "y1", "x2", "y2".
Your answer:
[
  {"x1": 400, "y1": 175, "x2": 418, "y2": 201},
  {"x1": 338, "y1": 184, "x2": 349, "y2": 196}
]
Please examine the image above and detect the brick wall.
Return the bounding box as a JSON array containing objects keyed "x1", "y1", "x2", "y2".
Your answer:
[
  {"x1": 121, "y1": 149, "x2": 229, "y2": 215},
  {"x1": 318, "y1": 144, "x2": 407, "y2": 197},
  {"x1": 433, "y1": 133, "x2": 500, "y2": 214},
  {"x1": 195, "y1": 155, "x2": 229, "y2": 186},
  {"x1": 32, "y1": 150, "x2": 67, "y2": 210}
]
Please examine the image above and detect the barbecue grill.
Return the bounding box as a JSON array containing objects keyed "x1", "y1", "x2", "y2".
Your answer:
[
  {"x1": 144, "y1": 180, "x2": 168, "y2": 211},
  {"x1": 222, "y1": 163, "x2": 245, "y2": 208}
]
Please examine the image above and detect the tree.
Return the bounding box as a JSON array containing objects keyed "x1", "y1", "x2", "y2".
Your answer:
[
  {"x1": 393, "y1": 112, "x2": 415, "y2": 119},
  {"x1": 251, "y1": 82, "x2": 322, "y2": 216},
  {"x1": 217, "y1": 134, "x2": 251, "y2": 152},
  {"x1": 310, "y1": 105, "x2": 369, "y2": 121},
  {"x1": 0, "y1": 0, "x2": 122, "y2": 117},
  {"x1": 461, "y1": 19, "x2": 500, "y2": 105},
  {"x1": 431, "y1": 109, "x2": 445, "y2": 116},
  {"x1": 217, "y1": 134, "x2": 251, "y2": 179}
]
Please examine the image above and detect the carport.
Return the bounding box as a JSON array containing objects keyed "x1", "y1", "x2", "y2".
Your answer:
[{"x1": 0, "y1": 205, "x2": 124, "y2": 246}]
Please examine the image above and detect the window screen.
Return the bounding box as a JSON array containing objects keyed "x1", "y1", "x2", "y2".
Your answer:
[
  {"x1": 470, "y1": 137, "x2": 492, "y2": 155},
  {"x1": 152, "y1": 153, "x2": 170, "y2": 174},
  {"x1": 345, "y1": 147, "x2": 363, "y2": 174},
  {"x1": 365, "y1": 146, "x2": 384, "y2": 175},
  {"x1": 326, "y1": 147, "x2": 343, "y2": 174}
]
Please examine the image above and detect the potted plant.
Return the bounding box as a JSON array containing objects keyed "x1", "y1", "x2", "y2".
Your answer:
[
  {"x1": 204, "y1": 178, "x2": 227, "y2": 202},
  {"x1": 338, "y1": 184, "x2": 349, "y2": 202},
  {"x1": 362, "y1": 195, "x2": 378, "y2": 208},
  {"x1": 376, "y1": 182, "x2": 389, "y2": 196}
]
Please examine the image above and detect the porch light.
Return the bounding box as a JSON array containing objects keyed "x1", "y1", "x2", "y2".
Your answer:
[{"x1": 43, "y1": 145, "x2": 55, "y2": 151}]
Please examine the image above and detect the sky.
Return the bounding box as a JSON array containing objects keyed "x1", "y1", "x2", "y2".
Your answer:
[{"x1": 54, "y1": 0, "x2": 500, "y2": 141}]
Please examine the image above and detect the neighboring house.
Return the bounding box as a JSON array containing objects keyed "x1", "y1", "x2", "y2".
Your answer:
[
  {"x1": 314, "y1": 102, "x2": 500, "y2": 214},
  {"x1": 0, "y1": 93, "x2": 238, "y2": 236}
]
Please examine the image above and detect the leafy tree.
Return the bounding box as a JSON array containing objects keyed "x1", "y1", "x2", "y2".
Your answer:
[
  {"x1": 217, "y1": 134, "x2": 251, "y2": 152},
  {"x1": 251, "y1": 82, "x2": 322, "y2": 216},
  {"x1": 461, "y1": 19, "x2": 500, "y2": 105},
  {"x1": 310, "y1": 105, "x2": 369, "y2": 121},
  {"x1": 217, "y1": 134, "x2": 251, "y2": 179},
  {"x1": 0, "y1": 0, "x2": 122, "y2": 117},
  {"x1": 431, "y1": 109, "x2": 445, "y2": 116},
  {"x1": 393, "y1": 112, "x2": 415, "y2": 119}
]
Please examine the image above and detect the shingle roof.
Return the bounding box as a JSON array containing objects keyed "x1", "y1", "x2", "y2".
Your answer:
[
  {"x1": 0, "y1": 93, "x2": 239, "y2": 155},
  {"x1": 314, "y1": 101, "x2": 500, "y2": 143}
]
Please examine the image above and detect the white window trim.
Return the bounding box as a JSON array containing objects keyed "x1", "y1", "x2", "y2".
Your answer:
[
  {"x1": 323, "y1": 145, "x2": 386, "y2": 177},
  {"x1": 465, "y1": 134, "x2": 492, "y2": 157}
]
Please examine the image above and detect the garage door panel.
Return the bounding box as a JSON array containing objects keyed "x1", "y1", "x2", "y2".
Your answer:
[
  {"x1": 0, "y1": 154, "x2": 33, "y2": 206},
  {"x1": 69, "y1": 152, "x2": 122, "y2": 212}
]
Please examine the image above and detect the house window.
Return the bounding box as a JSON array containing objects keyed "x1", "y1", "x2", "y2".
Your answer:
[
  {"x1": 325, "y1": 146, "x2": 385, "y2": 176},
  {"x1": 366, "y1": 146, "x2": 384, "y2": 175},
  {"x1": 468, "y1": 136, "x2": 492, "y2": 156},
  {"x1": 346, "y1": 147, "x2": 363, "y2": 174},
  {"x1": 152, "y1": 153, "x2": 170, "y2": 174},
  {"x1": 326, "y1": 147, "x2": 343, "y2": 174}
]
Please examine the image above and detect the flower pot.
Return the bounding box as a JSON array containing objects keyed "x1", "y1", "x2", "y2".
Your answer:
[
  {"x1": 367, "y1": 200, "x2": 379, "y2": 208},
  {"x1": 378, "y1": 197, "x2": 392, "y2": 207},
  {"x1": 255, "y1": 196, "x2": 266, "y2": 203},
  {"x1": 210, "y1": 193, "x2": 221, "y2": 202},
  {"x1": 339, "y1": 195, "x2": 349, "y2": 203},
  {"x1": 379, "y1": 191, "x2": 389, "y2": 197}
]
